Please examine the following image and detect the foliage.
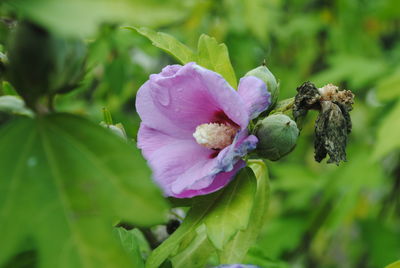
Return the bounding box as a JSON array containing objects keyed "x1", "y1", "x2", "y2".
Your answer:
[
  {"x1": 0, "y1": 0, "x2": 400, "y2": 267},
  {"x1": 0, "y1": 114, "x2": 168, "y2": 267}
]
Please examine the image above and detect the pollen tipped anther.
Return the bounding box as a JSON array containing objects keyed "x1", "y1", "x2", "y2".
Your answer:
[{"x1": 193, "y1": 123, "x2": 237, "y2": 149}]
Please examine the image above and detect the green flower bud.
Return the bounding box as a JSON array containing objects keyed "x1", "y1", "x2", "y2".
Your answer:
[
  {"x1": 7, "y1": 22, "x2": 86, "y2": 106},
  {"x1": 245, "y1": 64, "x2": 279, "y2": 106},
  {"x1": 255, "y1": 114, "x2": 299, "y2": 161}
]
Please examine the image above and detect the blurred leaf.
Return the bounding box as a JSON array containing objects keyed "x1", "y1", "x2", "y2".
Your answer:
[
  {"x1": 251, "y1": 217, "x2": 307, "y2": 260},
  {"x1": 146, "y1": 168, "x2": 257, "y2": 267},
  {"x1": 197, "y1": 34, "x2": 238, "y2": 88},
  {"x1": 376, "y1": 68, "x2": 400, "y2": 101},
  {"x1": 6, "y1": 0, "x2": 190, "y2": 37},
  {"x1": 0, "y1": 114, "x2": 168, "y2": 267},
  {"x1": 0, "y1": 96, "x2": 33, "y2": 117},
  {"x1": 312, "y1": 55, "x2": 387, "y2": 90},
  {"x1": 1, "y1": 81, "x2": 18, "y2": 96},
  {"x1": 104, "y1": 57, "x2": 127, "y2": 94},
  {"x1": 361, "y1": 219, "x2": 400, "y2": 268},
  {"x1": 219, "y1": 160, "x2": 270, "y2": 263},
  {"x1": 373, "y1": 100, "x2": 400, "y2": 159},
  {"x1": 130, "y1": 27, "x2": 195, "y2": 64},
  {"x1": 242, "y1": 0, "x2": 270, "y2": 42}
]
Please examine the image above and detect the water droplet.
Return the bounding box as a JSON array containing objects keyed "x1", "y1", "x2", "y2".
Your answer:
[
  {"x1": 27, "y1": 157, "x2": 37, "y2": 167},
  {"x1": 156, "y1": 88, "x2": 170, "y2": 106}
]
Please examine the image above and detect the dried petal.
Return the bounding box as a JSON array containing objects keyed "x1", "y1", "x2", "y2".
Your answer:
[
  {"x1": 293, "y1": 81, "x2": 321, "y2": 120},
  {"x1": 314, "y1": 101, "x2": 350, "y2": 164}
]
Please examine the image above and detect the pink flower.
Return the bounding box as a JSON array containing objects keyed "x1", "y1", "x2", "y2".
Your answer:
[{"x1": 136, "y1": 62, "x2": 271, "y2": 198}]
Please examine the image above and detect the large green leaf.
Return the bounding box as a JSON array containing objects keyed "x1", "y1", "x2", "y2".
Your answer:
[
  {"x1": 219, "y1": 160, "x2": 270, "y2": 263},
  {"x1": 145, "y1": 167, "x2": 257, "y2": 268},
  {"x1": 132, "y1": 28, "x2": 238, "y2": 88},
  {"x1": 204, "y1": 167, "x2": 256, "y2": 250},
  {"x1": 196, "y1": 34, "x2": 238, "y2": 88},
  {"x1": 6, "y1": 0, "x2": 190, "y2": 37},
  {"x1": 0, "y1": 114, "x2": 168, "y2": 268}
]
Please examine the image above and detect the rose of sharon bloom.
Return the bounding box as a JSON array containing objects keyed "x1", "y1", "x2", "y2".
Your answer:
[{"x1": 136, "y1": 62, "x2": 271, "y2": 198}]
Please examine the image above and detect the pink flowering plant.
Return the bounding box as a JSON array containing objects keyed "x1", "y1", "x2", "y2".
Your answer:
[{"x1": 128, "y1": 27, "x2": 354, "y2": 267}]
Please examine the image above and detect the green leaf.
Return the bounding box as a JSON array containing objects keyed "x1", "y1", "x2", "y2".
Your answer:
[
  {"x1": 0, "y1": 96, "x2": 34, "y2": 117},
  {"x1": 146, "y1": 168, "x2": 257, "y2": 267},
  {"x1": 197, "y1": 34, "x2": 238, "y2": 88},
  {"x1": 219, "y1": 160, "x2": 270, "y2": 263},
  {"x1": 204, "y1": 168, "x2": 256, "y2": 250},
  {"x1": 376, "y1": 68, "x2": 400, "y2": 101},
  {"x1": 170, "y1": 224, "x2": 215, "y2": 268},
  {"x1": 6, "y1": 0, "x2": 190, "y2": 37},
  {"x1": 114, "y1": 228, "x2": 148, "y2": 268},
  {"x1": 128, "y1": 27, "x2": 195, "y2": 64},
  {"x1": 373, "y1": 100, "x2": 400, "y2": 159},
  {"x1": 132, "y1": 28, "x2": 238, "y2": 88},
  {"x1": 0, "y1": 114, "x2": 169, "y2": 268},
  {"x1": 145, "y1": 193, "x2": 220, "y2": 268}
]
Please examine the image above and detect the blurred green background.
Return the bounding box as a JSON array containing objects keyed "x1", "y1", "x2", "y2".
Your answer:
[{"x1": 1, "y1": 0, "x2": 399, "y2": 267}]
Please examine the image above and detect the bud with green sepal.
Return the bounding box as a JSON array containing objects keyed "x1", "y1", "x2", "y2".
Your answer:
[
  {"x1": 245, "y1": 60, "x2": 279, "y2": 108},
  {"x1": 6, "y1": 21, "x2": 86, "y2": 110},
  {"x1": 254, "y1": 114, "x2": 299, "y2": 161}
]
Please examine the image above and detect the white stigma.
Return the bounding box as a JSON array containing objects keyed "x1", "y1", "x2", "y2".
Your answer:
[{"x1": 193, "y1": 123, "x2": 237, "y2": 149}]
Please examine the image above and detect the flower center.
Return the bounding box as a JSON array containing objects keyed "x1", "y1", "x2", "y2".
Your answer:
[{"x1": 193, "y1": 123, "x2": 237, "y2": 150}]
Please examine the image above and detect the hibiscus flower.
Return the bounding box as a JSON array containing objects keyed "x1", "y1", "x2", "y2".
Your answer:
[{"x1": 136, "y1": 62, "x2": 270, "y2": 198}]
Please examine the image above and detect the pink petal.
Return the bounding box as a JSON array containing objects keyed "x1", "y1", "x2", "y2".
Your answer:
[
  {"x1": 172, "y1": 160, "x2": 246, "y2": 198},
  {"x1": 137, "y1": 124, "x2": 213, "y2": 196},
  {"x1": 238, "y1": 76, "x2": 271, "y2": 119}
]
